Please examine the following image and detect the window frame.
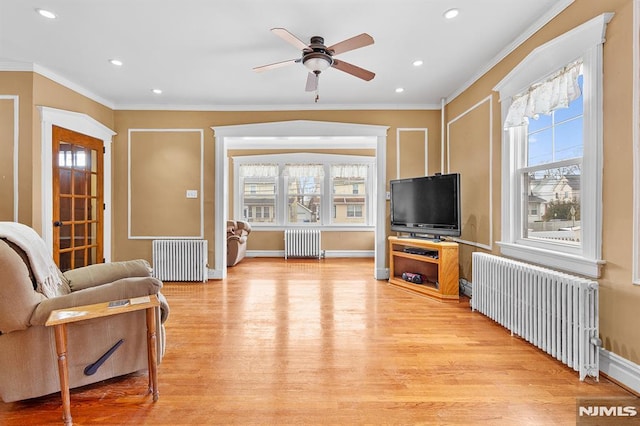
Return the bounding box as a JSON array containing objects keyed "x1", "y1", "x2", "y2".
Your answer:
[
  {"x1": 233, "y1": 153, "x2": 375, "y2": 230},
  {"x1": 494, "y1": 13, "x2": 613, "y2": 278}
]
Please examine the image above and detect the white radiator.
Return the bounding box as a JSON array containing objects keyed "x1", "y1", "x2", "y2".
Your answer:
[
  {"x1": 471, "y1": 252, "x2": 599, "y2": 381},
  {"x1": 284, "y1": 229, "x2": 321, "y2": 259},
  {"x1": 152, "y1": 239, "x2": 208, "y2": 282}
]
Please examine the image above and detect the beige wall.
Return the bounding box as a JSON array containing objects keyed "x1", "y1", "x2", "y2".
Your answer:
[
  {"x1": 113, "y1": 109, "x2": 440, "y2": 263},
  {"x1": 447, "y1": 0, "x2": 639, "y2": 363},
  {"x1": 0, "y1": 72, "x2": 33, "y2": 225},
  {"x1": 0, "y1": 98, "x2": 16, "y2": 220},
  {"x1": 129, "y1": 130, "x2": 202, "y2": 238}
]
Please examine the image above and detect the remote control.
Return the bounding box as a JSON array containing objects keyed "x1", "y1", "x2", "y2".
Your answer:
[{"x1": 108, "y1": 299, "x2": 129, "y2": 308}]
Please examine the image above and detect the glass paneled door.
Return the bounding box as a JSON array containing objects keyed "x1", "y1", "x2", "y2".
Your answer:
[{"x1": 52, "y1": 125, "x2": 104, "y2": 271}]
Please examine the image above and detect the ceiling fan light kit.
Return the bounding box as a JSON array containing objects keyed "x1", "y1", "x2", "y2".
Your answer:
[
  {"x1": 254, "y1": 28, "x2": 375, "y2": 102},
  {"x1": 303, "y1": 53, "x2": 332, "y2": 73}
]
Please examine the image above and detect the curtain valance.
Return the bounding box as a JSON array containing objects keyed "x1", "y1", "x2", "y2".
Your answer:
[
  {"x1": 504, "y1": 60, "x2": 582, "y2": 128},
  {"x1": 331, "y1": 164, "x2": 368, "y2": 178}
]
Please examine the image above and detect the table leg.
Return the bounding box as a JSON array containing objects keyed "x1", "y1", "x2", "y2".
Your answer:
[
  {"x1": 146, "y1": 307, "x2": 159, "y2": 401},
  {"x1": 53, "y1": 324, "x2": 73, "y2": 426}
]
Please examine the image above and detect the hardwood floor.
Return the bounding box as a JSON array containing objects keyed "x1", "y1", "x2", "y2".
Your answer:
[{"x1": 0, "y1": 258, "x2": 633, "y2": 425}]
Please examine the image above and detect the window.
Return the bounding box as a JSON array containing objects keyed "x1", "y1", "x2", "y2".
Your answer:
[
  {"x1": 494, "y1": 13, "x2": 612, "y2": 278},
  {"x1": 284, "y1": 164, "x2": 323, "y2": 224},
  {"x1": 346, "y1": 205, "x2": 363, "y2": 218},
  {"x1": 331, "y1": 164, "x2": 368, "y2": 224},
  {"x1": 239, "y1": 164, "x2": 278, "y2": 224},
  {"x1": 522, "y1": 71, "x2": 583, "y2": 247},
  {"x1": 234, "y1": 153, "x2": 374, "y2": 228}
]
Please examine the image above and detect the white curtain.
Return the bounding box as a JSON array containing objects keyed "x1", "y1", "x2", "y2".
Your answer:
[
  {"x1": 239, "y1": 164, "x2": 278, "y2": 178},
  {"x1": 283, "y1": 164, "x2": 324, "y2": 178},
  {"x1": 504, "y1": 60, "x2": 583, "y2": 128},
  {"x1": 331, "y1": 164, "x2": 368, "y2": 178}
]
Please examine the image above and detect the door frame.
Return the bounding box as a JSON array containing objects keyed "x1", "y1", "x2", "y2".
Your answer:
[
  {"x1": 38, "y1": 107, "x2": 115, "y2": 261},
  {"x1": 212, "y1": 120, "x2": 389, "y2": 280}
]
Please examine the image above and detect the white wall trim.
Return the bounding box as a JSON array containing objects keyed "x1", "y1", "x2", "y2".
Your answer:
[
  {"x1": 127, "y1": 128, "x2": 204, "y2": 240},
  {"x1": 246, "y1": 250, "x2": 374, "y2": 258},
  {"x1": 37, "y1": 107, "x2": 115, "y2": 260},
  {"x1": 447, "y1": 95, "x2": 493, "y2": 251},
  {"x1": 115, "y1": 102, "x2": 442, "y2": 112},
  {"x1": 213, "y1": 120, "x2": 388, "y2": 280},
  {"x1": 633, "y1": 0, "x2": 640, "y2": 285},
  {"x1": 599, "y1": 348, "x2": 640, "y2": 394},
  {"x1": 0, "y1": 95, "x2": 19, "y2": 221},
  {"x1": 441, "y1": 98, "x2": 446, "y2": 173},
  {"x1": 396, "y1": 128, "x2": 429, "y2": 179}
]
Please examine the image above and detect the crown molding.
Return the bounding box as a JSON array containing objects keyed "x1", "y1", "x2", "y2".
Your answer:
[
  {"x1": 112, "y1": 102, "x2": 442, "y2": 111},
  {"x1": 0, "y1": 61, "x2": 115, "y2": 109},
  {"x1": 446, "y1": 0, "x2": 575, "y2": 103}
]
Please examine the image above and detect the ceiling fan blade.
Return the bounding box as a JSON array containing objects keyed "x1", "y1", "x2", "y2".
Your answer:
[
  {"x1": 305, "y1": 72, "x2": 318, "y2": 92},
  {"x1": 253, "y1": 58, "x2": 299, "y2": 73},
  {"x1": 332, "y1": 59, "x2": 375, "y2": 81},
  {"x1": 327, "y1": 33, "x2": 374, "y2": 55},
  {"x1": 271, "y1": 28, "x2": 309, "y2": 51}
]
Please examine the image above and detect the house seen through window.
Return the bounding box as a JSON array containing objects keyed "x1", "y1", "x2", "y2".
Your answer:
[
  {"x1": 235, "y1": 154, "x2": 373, "y2": 228},
  {"x1": 524, "y1": 73, "x2": 583, "y2": 246}
]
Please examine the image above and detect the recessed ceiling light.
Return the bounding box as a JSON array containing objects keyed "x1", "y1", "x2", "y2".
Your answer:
[
  {"x1": 395, "y1": 88, "x2": 404, "y2": 93},
  {"x1": 413, "y1": 60, "x2": 424, "y2": 67},
  {"x1": 152, "y1": 89, "x2": 163, "y2": 94},
  {"x1": 444, "y1": 8, "x2": 459, "y2": 19},
  {"x1": 109, "y1": 59, "x2": 123, "y2": 66},
  {"x1": 36, "y1": 8, "x2": 57, "y2": 19}
]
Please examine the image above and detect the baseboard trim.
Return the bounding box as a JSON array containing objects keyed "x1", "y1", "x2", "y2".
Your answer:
[
  {"x1": 459, "y1": 278, "x2": 473, "y2": 298},
  {"x1": 599, "y1": 348, "x2": 640, "y2": 394},
  {"x1": 376, "y1": 267, "x2": 390, "y2": 280},
  {"x1": 246, "y1": 250, "x2": 374, "y2": 258},
  {"x1": 208, "y1": 268, "x2": 223, "y2": 280},
  {"x1": 323, "y1": 250, "x2": 374, "y2": 258}
]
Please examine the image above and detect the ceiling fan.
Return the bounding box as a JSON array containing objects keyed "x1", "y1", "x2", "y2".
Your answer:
[{"x1": 253, "y1": 28, "x2": 375, "y2": 100}]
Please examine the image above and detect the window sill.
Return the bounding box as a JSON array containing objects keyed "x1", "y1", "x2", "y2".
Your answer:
[{"x1": 497, "y1": 241, "x2": 604, "y2": 278}]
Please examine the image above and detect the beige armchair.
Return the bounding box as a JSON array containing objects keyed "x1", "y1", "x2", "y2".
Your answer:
[
  {"x1": 0, "y1": 222, "x2": 169, "y2": 403},
  {"x1": 227, "y1": 220, "x2": 251, "y2": 266}
]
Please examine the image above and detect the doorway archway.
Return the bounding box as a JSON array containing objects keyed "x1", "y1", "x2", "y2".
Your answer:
[{"x1": 212, "y1": 120, "x2": 388, "y2": 279}]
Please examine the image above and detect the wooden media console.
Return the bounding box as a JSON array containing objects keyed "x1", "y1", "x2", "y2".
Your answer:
[{"x1": 388, "y1": 236, "x2": 459, "y2": 302}]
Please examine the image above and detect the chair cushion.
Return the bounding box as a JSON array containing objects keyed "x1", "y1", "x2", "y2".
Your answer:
[{"x1": 64, "y1": 259, "x2": 152, "y2": 292}]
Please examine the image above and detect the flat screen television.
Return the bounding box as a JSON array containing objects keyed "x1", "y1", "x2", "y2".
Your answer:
[{"x1": 390, "y1": 173, "x2": 461, "y2": 240}]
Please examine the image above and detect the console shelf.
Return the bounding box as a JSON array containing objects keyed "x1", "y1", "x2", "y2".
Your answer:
[{"x1": 388, "y1": 236, "x2": 459, "y2": 302}]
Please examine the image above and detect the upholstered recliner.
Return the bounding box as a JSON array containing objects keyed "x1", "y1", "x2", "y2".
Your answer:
[
  {"x1": 227, "y1": 220, "x2": 251, "y2": 266},
  {"x1": 0, "y1": 222, "x2": 169, "y2": 403}
]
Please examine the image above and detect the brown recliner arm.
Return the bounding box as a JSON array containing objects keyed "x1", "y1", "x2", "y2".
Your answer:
[{"x1": 235, "y1": 221, "x2": 252, "y2": 236}]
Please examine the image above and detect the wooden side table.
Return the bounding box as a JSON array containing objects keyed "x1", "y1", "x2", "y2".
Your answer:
[{"x1": 45, "y1": 295, "x2": 161, "y2": 426}]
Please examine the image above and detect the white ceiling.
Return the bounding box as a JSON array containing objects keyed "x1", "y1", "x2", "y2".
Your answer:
[{"x1": 0, "y1": 0, "x2": 572, "y2": 110}]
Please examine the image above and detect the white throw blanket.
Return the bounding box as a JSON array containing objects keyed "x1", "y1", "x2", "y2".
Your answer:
[{"x1": 0, "y1": 221, "x2": 63, "y2": 297}]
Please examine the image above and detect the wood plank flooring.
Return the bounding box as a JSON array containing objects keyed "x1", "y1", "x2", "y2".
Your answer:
[{"x1": 0, "y1": 258, "x2": 633, "y2": 425}]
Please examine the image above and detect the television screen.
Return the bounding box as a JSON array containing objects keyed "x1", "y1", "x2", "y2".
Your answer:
[{"x1": 390, "y1": 173, "x2": 461, "y2": 239}]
